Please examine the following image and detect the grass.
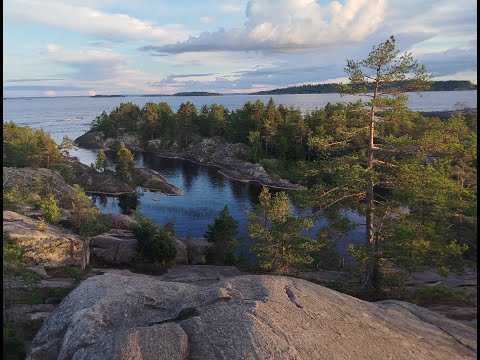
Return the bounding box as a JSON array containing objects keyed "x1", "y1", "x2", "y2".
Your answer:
[{"x1": 406, "y1": 285, "x2": 475, "y2": 306}]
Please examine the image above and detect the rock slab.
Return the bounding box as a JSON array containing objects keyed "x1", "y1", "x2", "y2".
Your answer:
[
  {"x1": 28, "y1": 274, "x2": 476, "y2": 360},
  {"x1": 3, "y1": 211, "x2": 89, "y2": 268}
]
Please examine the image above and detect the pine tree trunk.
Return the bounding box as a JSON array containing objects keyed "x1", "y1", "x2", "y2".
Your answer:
[{"x1": 366, "y1": 71, "x2": 379, "y2": 288}]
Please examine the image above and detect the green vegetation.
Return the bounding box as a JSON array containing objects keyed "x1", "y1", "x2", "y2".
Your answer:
[
  {"x1": 3, "y1": 323, "x2": 26, "y2": 360},
  {"x1": 39, "y1": 195, "x2": 61, "y2": 224},
  {"x1": 205, "y1": 206, "x2": 238, "y2": 265},
  {"x1": 86, "y1": 36, "x2": 476, "y2": 291},
  {"x1": 132, "y1": 214, "x2": 177, "y2": 264},
  {"x1": 67, "y1": 184, "x2": 107, "y2": 237},
  {"x1": 173, "y1": 91, "x2": 222, "y2": 96},
  {"x1": 247, "y1": 187, "x2": 320, "y2": 274},
  {"x1": 59, "y1": 135, "x2": 77, "y2": 157},
  {"x1": 115, "y1": 142, "x2": 135, "y2": 183},
  {"x1": 3, "y1": 121, "x2": 62, "y2": 168},
  {"x1": 251, "y1": 80, "x2": 476, "y2": 95},
  {"x1": 95, "y1": 149, "x2": 109, "y2": 172}
]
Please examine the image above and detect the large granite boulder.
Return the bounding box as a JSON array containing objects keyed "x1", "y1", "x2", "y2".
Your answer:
[
  {"x1": 90, "y1": 229, "x2": 140, "y2": 265},
  {"x1": 28, "y1": 274, "x2": 476, "y2": 360},
  {"x1": 102, "y1": 213, "x2": 138, "y2": 230},
  {"x1": 3, "y1": 211, "x2": 89, "y2": 268},
  {"x1": 175, "y1": 237, "x2": 212, "y2": 264}
]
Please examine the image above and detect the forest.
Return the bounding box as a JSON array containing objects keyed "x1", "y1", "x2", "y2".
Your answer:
[{"x1": 252, "y1": 80, "x2": 477, "y2": 95}]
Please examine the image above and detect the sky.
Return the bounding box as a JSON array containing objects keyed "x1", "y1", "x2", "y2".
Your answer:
[{"x1": 3, "y1": 0, "x2": 477, "y2": 97}]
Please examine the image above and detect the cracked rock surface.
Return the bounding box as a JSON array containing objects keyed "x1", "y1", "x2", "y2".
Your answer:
[{"x1": 27, "y1": 274, "x2": 477, "y2": 360}]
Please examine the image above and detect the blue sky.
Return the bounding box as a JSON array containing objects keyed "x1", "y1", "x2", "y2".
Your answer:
[{"x1": 3, "y1": 0, "x2": 477, "y2": 97}]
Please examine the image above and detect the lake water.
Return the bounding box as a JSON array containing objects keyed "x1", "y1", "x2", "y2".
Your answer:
[{"x1": 3, "y1": 92, "x2": 476, "y2": 258}]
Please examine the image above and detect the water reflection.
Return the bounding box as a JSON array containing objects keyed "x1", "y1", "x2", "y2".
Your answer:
[{"x1": 118, "y1": 193, "x2": 140, "y2": 215}]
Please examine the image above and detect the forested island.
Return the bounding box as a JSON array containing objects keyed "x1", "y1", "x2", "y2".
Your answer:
[
  {"x1": 173, "y1": 91, "x2": 222, "y2": 96},
  {"x1": 251, "y1": 80, "x2": 477, "y2": 95},
  {"x1": 90, "y1": 94, "x2": 126, "y2": 98}
]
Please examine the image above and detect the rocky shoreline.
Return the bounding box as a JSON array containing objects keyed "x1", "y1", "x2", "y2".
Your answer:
[{"x1": 74, "y1": 131, "x2": 304, "y2": 191}]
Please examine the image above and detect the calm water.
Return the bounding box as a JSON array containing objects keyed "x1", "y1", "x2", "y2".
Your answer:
[{"x1": 3, "y1": 92, "x2": 476, "y2": 256}]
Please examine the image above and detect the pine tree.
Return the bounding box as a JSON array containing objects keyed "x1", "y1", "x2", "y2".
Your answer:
[
  {"x1": 95, "y1": 149, "x2": 109, "y2": 172},
  {"x1": 115, "y1": 142, "x2": 135, "y2": 183},
  {"x1": 205, "y1": 206, "x2": 238, "y2": 265},
  {"x1": 248, "y1": 187, "x2": 318, "y2": 274}
]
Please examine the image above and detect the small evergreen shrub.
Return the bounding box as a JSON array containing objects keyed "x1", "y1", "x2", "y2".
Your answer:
[{"x1": 132, "y1": 215, "x2": 177, "y2": 263}]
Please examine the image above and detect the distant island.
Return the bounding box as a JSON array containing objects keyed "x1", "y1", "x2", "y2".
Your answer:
[
  {"x1": 250, "y1": 80, "x2": 477, "y2": 95},
  {"x1": 90, "y1": 94, "x2": 126, "y2": 98},
  {"x1": 173, "y1": 91, "x2": 222, "y2": 96}
]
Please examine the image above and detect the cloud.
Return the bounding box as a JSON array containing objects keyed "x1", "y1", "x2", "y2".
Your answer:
[
  {"x1": 6, "y1": 0, "x2": 191, "y2": 42},
  {"x1": 219, "y1": 3, "x2": 245, "y2": 14},
  {"x1": 5, "y1": 78, "x2": 65, "y2": 82},
  {"x1": 48, "y1": 48, "x2": 142, "y2": 81},
  {"x1": 140, "y1": 0, "x2": 387, "y2": 54},
  {"x1": 47, "y1": 43, "x2": 60, "y2": 52},
  {"x1": 199, "y1": 16, "x2": 213, "y2": 25},
  {"x1": 3, "y1": 85, "x2": 88, "y2": 91},
  {"x1": 44, "y1": 91, "x2": 57, "y2": 97}
]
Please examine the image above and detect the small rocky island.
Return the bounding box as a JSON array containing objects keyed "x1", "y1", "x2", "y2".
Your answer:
[{"x1": 74, "y1": 131, "x2": 303, "y2": 190}]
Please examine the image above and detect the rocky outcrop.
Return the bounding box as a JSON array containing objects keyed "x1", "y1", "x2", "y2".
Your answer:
[
  {"x1": 90, "y1": 232, "x2": 203, "y2": 266},
  {"x1": 90, "y1": 229, "x2": 140, "y2": 265},
  {"x1": 104, "y1": 133, "x2": 143, "y2": 151},
  {"x1": 176, "y1": 237, "x2": 212, "y2": 264},
  {"x1": 74, "y1": 170, "x2": 135, "y2": 195},
  {"x1": 74, "y1": 131, "x2": 106, "y2": 149},
  {"x1": 132, "y1": 168, "x2": 182, "y2": 195},
  {"x1": 3, "y1": 167, "x2": 83, "y2": 209},
  {"x1": 74, "y1": 131, "x2": 142, "y2": 151},
  {"x1": 146, "y1": 137, "x2": 303, "y2": 190},
  {"x1": 74, "y1": 131, "x2": 301, "y2": 190},
  {"x1": 28, "y1": 274, "x2": 477, "y2": 360},
  {"x1": 103, "y1": 213, "x2": 138, "y2": 230},
  {"x1": 3, "y1": 211, "x2": 89, "y2": 268}
]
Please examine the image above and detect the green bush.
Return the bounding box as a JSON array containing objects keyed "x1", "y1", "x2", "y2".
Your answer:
[
  {"x1": 132, "y1": 215, "x2": 177, "y2": 263},
  {"x1": 3, "y1": 323, "x2": 26, "y2": 360},
  {"x1": 68, "y1": 184, "x2": 107, "y2": 237},
  {"x1": 40, "y1": 195, "x2": 61, "y2": 224}
]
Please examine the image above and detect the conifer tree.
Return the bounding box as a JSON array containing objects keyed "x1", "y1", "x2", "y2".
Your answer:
[
  {"x1": 115, "y1": 142, "x2": 135, "y2": 183},
  {"x1": 205, "y1": 206, "x2": 239, "y2": 265}
]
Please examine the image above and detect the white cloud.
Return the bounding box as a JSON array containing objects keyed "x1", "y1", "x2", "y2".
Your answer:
[
  {"x1": 47, "y1": 43, "x2": 60, "y2": 52},
  {"x1": 141, "y1": 0, "x2": 387, "y2": 53},
  {"x1": 199, "y1": 16, "x2": 213, "y2": 25},
  {"x1": 6, "y1": 0, "x2": 192, "y2": 42},
  {"x1": 44, "y1": 90, "x2": 57, "y2": 97},
  {"x1": 219, "y1": 3, "x2": 245, "y2": 13},
  {"x1": 48, "y1": 48, "x2": 143, "y2": 81}
]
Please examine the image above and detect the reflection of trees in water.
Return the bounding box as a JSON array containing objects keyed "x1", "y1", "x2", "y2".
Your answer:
[
  {"x1": 230, "y1": 180, "x2": 248, "y2": 201},
  {"x1": 181, "y1": 161, "x2": 199, "y2": 191},
  {"x1": 205, "y1": 167, "x2": 225, "y2": 190},
  {"x1": 118, "y1": 193, "x2": 140, "y2": 215},
  {"x1": 149, "y1": 205, "x2": 218, "y2": 219}
]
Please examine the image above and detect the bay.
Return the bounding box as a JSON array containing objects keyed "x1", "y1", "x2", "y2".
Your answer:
[{"x1": 3, "y1": 91, "x2": 476, "y2": 259}]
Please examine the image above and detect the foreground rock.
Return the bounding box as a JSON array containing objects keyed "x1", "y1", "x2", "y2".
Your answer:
[
  {"x1": 90, "y1": 229, "x2": 140, "y2": 265},
  {"x1": 90, "y1": 232, "x2": 205, "y2": 266},
  {"x1": 28, "y1": 274, "x2": 476, "y2": 360},
  {"x1": 3, "y1": 211, "x2": 89, "y2": 268},
  {"x1": 176, "y1": 237, "x2": 212, "y2": 265}
]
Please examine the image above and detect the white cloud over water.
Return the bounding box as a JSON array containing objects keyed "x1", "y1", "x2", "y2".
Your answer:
[{"x1": 141, "y1": 0, "x2": 387, "y2": 54}]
